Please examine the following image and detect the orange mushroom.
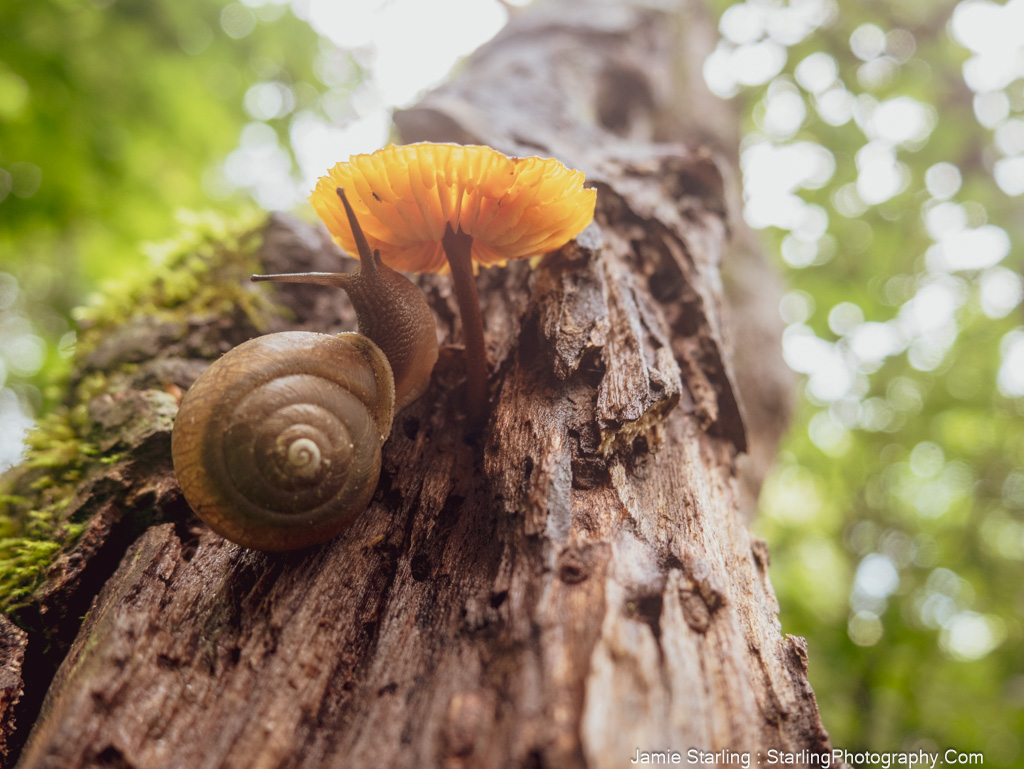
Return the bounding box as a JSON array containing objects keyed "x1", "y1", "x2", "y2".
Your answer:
[{"x1": 311, "y1": 143, "x2": 595, "y2": 423}]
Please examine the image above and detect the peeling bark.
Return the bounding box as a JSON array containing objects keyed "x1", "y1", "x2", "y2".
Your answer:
[{"x1": 4, "y1": 1, "x2": 829, "y2": 767}]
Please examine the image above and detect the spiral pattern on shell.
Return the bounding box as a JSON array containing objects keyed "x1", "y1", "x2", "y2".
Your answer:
[{"x1": 171, "y1": 331, "x2": 395, "y2": 551}]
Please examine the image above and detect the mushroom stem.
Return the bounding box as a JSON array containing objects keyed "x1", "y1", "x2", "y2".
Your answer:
[{"x1": 442, "y1": 223, "x2": 487, "y2": 424}]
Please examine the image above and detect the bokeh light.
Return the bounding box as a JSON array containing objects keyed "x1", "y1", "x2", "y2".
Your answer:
[{"x1": 710, "y1": 0, "x2": 1024, "y2": 759}]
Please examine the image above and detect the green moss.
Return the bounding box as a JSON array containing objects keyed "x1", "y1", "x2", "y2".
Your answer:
[
  {"x1": 0, "y1": 538, "x2": 63, "y2": 608},
  {"x1": 0, "y1": 207, "x2": 273, "y2": 618},
  {"x1": 72, "y1": 208, "x2": 272, "y2": 351}
]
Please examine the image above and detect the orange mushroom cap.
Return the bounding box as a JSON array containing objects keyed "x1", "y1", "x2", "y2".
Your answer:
[{"x1": 309, "y1": 143, "x2": 597, "y2": 273}]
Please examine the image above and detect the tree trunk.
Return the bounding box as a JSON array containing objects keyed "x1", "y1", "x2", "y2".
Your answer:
[{"x1": 3, "y1": 1, "x2": 832, "y2": 767}]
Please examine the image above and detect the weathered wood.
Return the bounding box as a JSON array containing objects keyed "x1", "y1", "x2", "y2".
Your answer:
[
  {"x1": 0, "y1": 617, "x2": 26, "y2": 767},
  {"x1": 7, "y1": 1, "x2": 832, "y2": 767}
]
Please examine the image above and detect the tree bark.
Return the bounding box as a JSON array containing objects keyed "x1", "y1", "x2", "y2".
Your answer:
[{"x1": 4, "y1": 1, "x2": 831, "y2": 767}]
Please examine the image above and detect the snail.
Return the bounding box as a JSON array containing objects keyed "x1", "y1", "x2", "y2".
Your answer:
[{"x1": 171, "y1": 188, "x2": 439, "y2": 551}]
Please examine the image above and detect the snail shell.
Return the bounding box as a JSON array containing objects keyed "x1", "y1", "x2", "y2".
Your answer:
[
  {"x1": 171, "y1": 331, "x2": 395, "y2": 552},
  {"x1": 172, "y1": 187, "x2": 438, "y2": 551}
]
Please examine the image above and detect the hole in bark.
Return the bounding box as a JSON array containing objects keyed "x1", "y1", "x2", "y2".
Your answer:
[
  {"x1": 517, "y1": 313, "x2": 542, "y2": 369},
  {"x1": 377, "y1": 471, "x2": 403, "y2": 510},
  {"x1": 559, "y1": 562, "x2": 587, "y2": 584},
  {"x1": 574, "y1": 347, "x2": 606, "y2": 389},
  {"x1": 462, "y1": 417, "x2": 484, "y2": 446},
  {"x1": 170, "y1": 499, "x2": 202, "y2": 561},
  {"x1": 377, "y1": 682, "x2": 398, "y2": 696},
  {"x1": 596, "y1": 64, "x2": 655, "y2": 136},
  {"x1": 402, "y1": 416, "x2": 420, "y2": 440},
  {"x1": 633, "y1": 593, "x2": 664, "y2": 641},
  {"x1": 439, "y1": 494, "x2": 465, "y2": 528},
  {"x1": 648, "y1": 263, "x2": 687, "y2": 305},
  {"x1": 556, "y1": 547, "x2": 595, "y2": 585},
  {"x1": 178, "y1": 537, "x2": 199, "y2": 562},
  {"x1": 94, "y1": 745, "x2": 132, "y2": 769},
  {"x1": 523, "y1": 456, "x2": 534, "y2": 482},
  {"x1": 156, "y1": 653, "x2": 180, "y2": 670},
  {"x1": 623, "y1": 438, "x2": 654, "y2": 479},
  {"x1": 489, "y1": 590, "x2": 508, "y2": 609},
  {"x1": 410, "y1": 553, "x2": 432, "y2": 582},
  {"x1": 556, "y1": 544, "x2": 605, "y2": 586}
]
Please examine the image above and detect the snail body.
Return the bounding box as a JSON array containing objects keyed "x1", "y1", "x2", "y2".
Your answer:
[{"x1": 171, "y1": 189, "x2": 438, "y2": 551}]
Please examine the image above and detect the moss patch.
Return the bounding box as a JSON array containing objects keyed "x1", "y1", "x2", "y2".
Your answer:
[
  {"x1": 0, "y1": 208, "x2": 271, "y2": 617},
  {"x1": 73, "y1": 209, "x2": 274, "y2": 351}
]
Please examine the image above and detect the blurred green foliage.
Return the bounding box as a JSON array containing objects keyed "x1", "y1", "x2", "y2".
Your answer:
[
  {"x1": 0, "y1": 0, "x2": 334, "y2": 412},
  {"x1": 706, "y1": 0, "x2": 1024, "y2": 764}
]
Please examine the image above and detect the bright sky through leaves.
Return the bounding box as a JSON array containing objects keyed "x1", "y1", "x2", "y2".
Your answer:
[
  {"x1": 711, "y1": 0, "x2": 1024, "y2": 758},
  {"x1": 708, "y1": 0, "x2": 1022, "y2": 406},
  {"x1": 219, "y1": 0, "x2": 510, "y2": 209}
]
